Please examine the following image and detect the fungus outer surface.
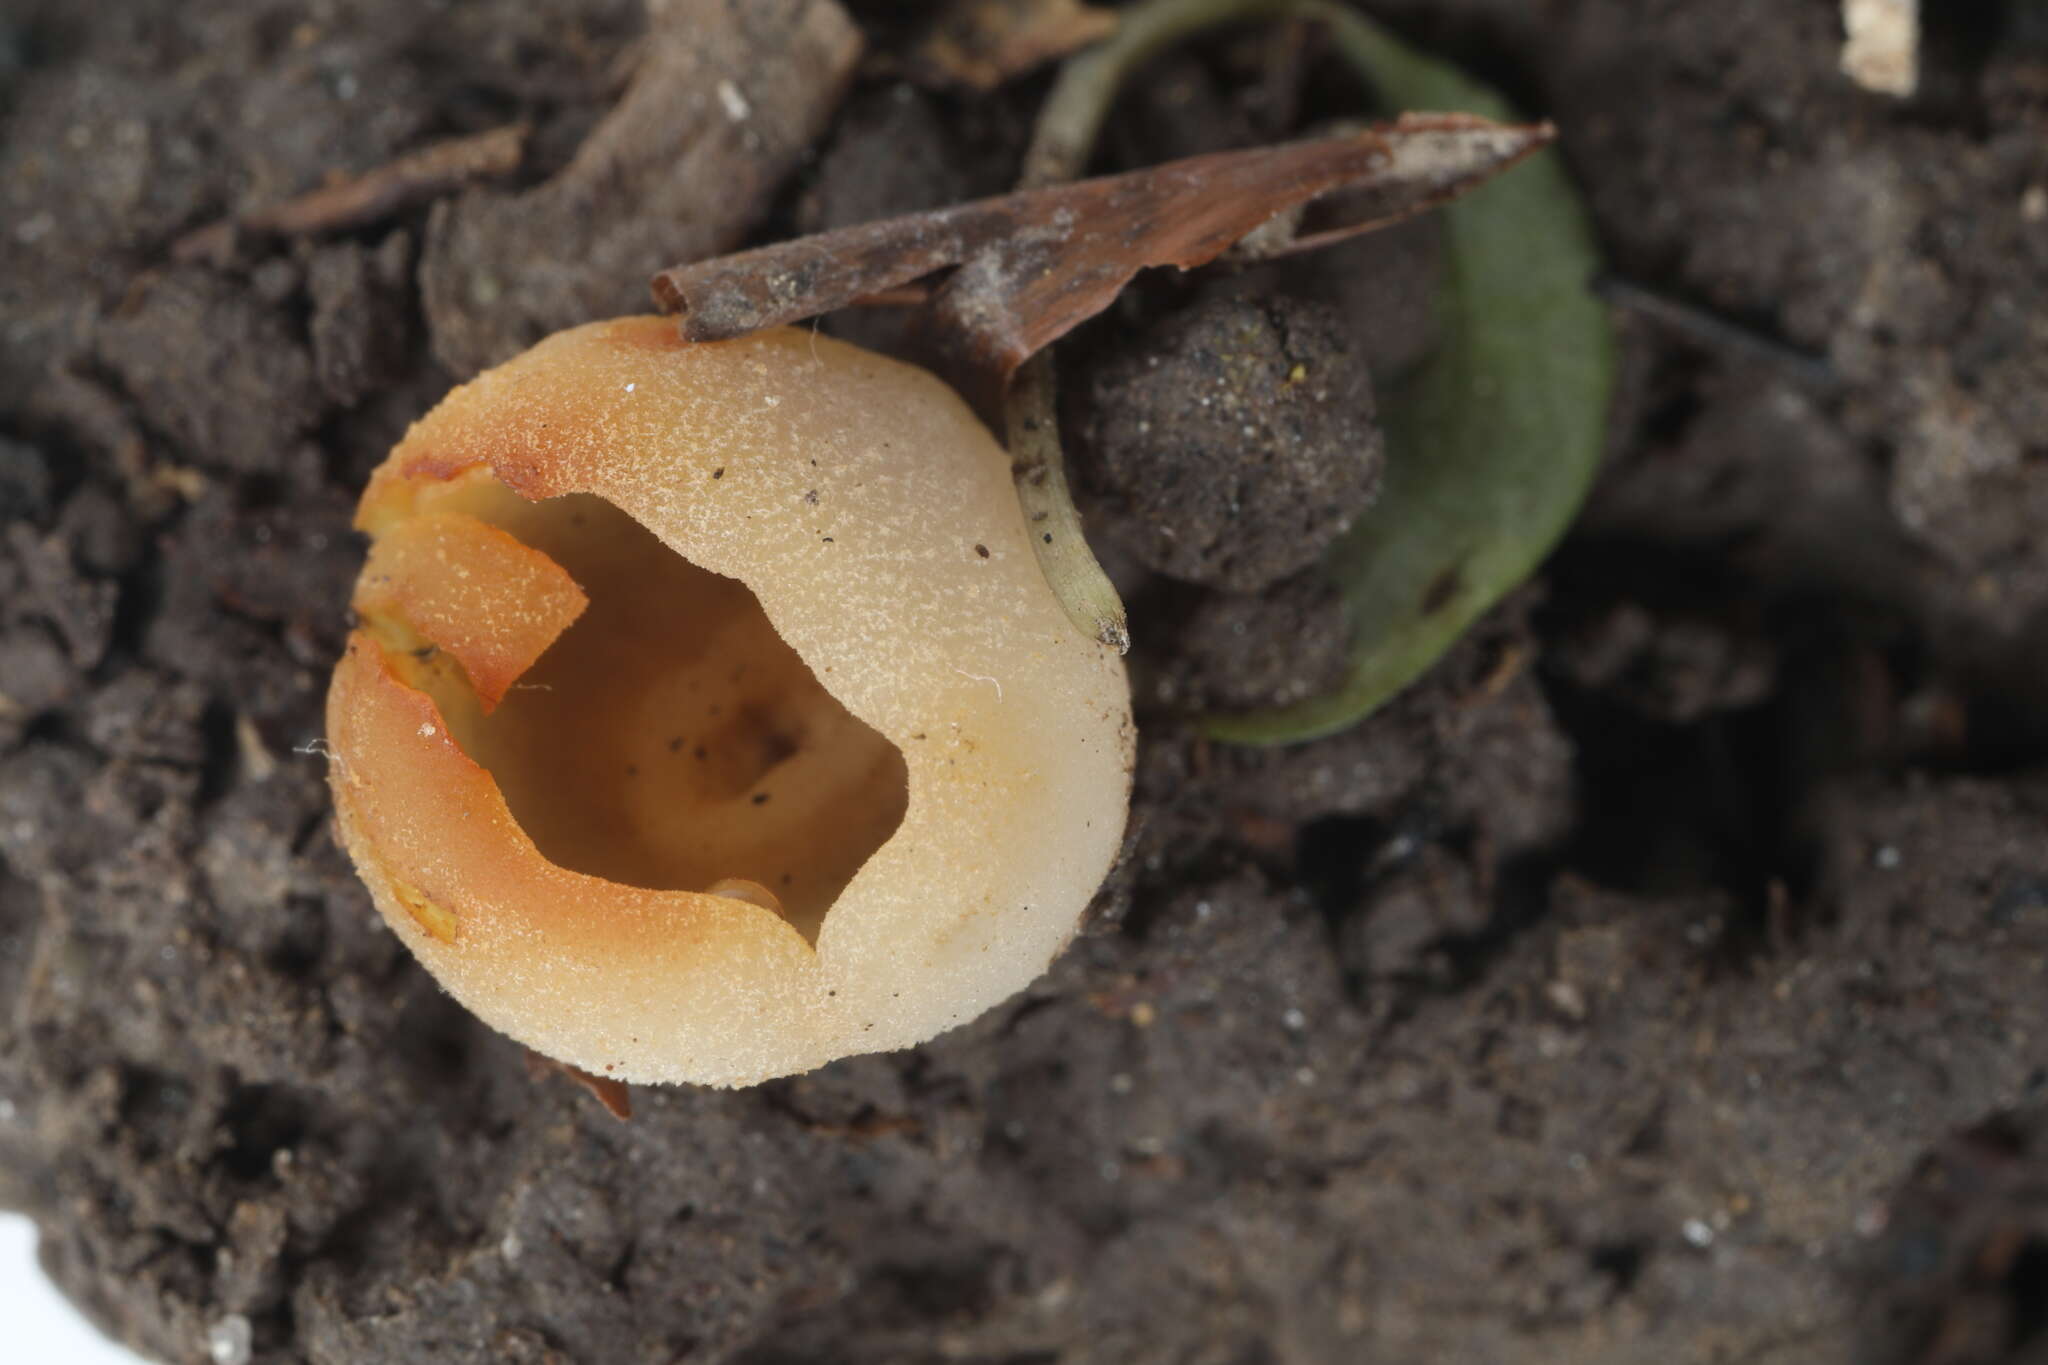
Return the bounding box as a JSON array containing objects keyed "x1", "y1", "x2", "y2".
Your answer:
[{"x1": 328, "y1": 317, "x2": 1134, "y2": 1087}]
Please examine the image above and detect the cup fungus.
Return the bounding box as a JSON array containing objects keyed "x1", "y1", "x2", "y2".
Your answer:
[{"x1": 327, "y1": 317, "x2": 1133, "y2": 1087}]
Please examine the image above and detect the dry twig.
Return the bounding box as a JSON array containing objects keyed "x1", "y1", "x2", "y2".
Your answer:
[
  {"x1": 172, "y1": 123, "x2": 529, "y2": 264},
  {"x1": 652, "y1": 115, "x2": 1549, "y2": 415}
]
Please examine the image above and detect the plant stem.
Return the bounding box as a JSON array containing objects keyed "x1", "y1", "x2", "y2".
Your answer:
[{"x1": 1011, "y1": 0, "x2": 1298, "y2": 651}]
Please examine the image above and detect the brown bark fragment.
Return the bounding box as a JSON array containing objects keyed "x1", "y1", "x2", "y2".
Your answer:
[{"x1": 651, "y1": 113, "x2": 1548, "y2": 422}]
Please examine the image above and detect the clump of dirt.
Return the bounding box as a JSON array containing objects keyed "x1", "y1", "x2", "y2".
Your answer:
[
  {"x1": 1068, "y1": 290, "x2": 1383, "y2": 591},
  {"x1": 3, "y1": 2, "x2": 2047, "y2": 1364}
]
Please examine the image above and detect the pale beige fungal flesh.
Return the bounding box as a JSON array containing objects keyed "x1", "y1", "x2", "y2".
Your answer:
[{"x1": 327, "y1": 317, "x2": 1134, "y2": 1087}]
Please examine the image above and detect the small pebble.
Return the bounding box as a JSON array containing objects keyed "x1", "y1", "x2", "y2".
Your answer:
[{"x1": 207, "y1": 1314, "x2": 252, "y2": 1365}]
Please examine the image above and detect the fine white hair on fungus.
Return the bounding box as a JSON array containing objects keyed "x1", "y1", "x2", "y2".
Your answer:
[{"x1": 327, "y1": 316, "x2": 1134, "y2": 1088}]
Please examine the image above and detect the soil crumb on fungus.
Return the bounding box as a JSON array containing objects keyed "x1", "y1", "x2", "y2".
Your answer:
[{"x1": 328, "y1": 317, "x2": 1134, "y2": 1087}]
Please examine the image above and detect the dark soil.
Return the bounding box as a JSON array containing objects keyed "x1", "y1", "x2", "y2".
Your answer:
[{"x1": 3, "y1": 2, "x2": 2047, "y2": 1364}]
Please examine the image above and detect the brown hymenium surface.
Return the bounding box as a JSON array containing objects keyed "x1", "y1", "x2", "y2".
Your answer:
[
  {"x1": 360, "y1": 481, "x2": 908, "y2": 944},
  {"x1": 450, "y1": 499, "x2": 906, "y2": 943},
  {"x1": 3, "y1": 3, "x2": 2048, "y2": 1365}
]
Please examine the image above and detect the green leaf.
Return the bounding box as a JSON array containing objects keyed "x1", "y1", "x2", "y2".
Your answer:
[{"x1": 1205, "y1": 7, "x2": 1616, "y2": 745}]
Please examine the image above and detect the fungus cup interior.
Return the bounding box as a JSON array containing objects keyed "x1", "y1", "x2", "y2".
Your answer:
[{"x1": 363, "y1": 477, "x2": 909, "y2": 944}]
